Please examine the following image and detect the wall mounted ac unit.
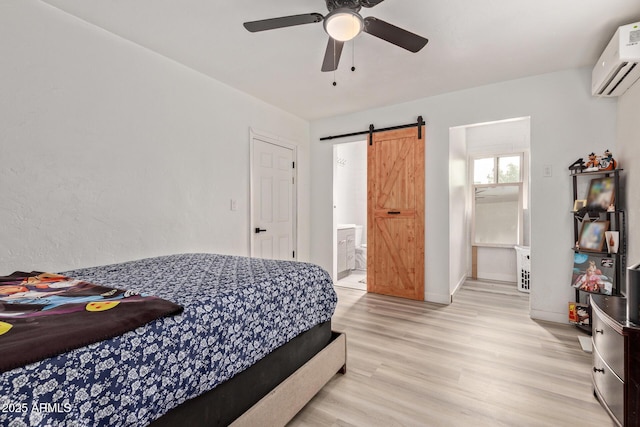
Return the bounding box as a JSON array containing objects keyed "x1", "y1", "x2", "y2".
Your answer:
[{"x1": 592, "y1": 22, "x2": 640, "y2": 97}]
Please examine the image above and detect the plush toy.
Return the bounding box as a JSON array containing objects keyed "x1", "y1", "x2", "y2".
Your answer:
[
  {"x1": 599, "y1": 149, "x2": 618, "y2": 171},
  {"x1": 585, "y1": 152, "x2": 599, "y2": 168},
  {"x1": 584, "y1": 152, "x2": 600, "y2": 171}
]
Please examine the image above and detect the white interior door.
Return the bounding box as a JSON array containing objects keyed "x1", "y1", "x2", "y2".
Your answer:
[{"x1": 251, "y1": 137, "x2": 296, "y2": 260}]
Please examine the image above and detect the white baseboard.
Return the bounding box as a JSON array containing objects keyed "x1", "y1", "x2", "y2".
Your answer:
[
  {"x1": 425, "y1": 292, "x2": 452, "y2": 305},
  {"x1": 476, "y1": 272, "x2": 517, "y2": 283},
  {"x1": 451, "y1": 274, "x2": 466, "y2": 297},
  {"x1": 530, "y1": 309, "x2": 568, "y2": 324}
]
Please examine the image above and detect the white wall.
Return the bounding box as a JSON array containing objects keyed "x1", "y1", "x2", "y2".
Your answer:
[
  {"x1": 449, "y1": 127, "x2": 468, "y2": 295},
  {"x1": 335, "y1": 141, "x2": 367, "y2": 238},
  {"x1": 467, "y1": 119, "x2": 531, "y2": 155},
  {"x1": 310, "y1": 68, "x2": 617, "y2": 322},
  {"x1": 477, "y1": 247, "x2": 518, "y2": 283},
  {"x1": 0, "y1": 0, "x2": 310, "y2": 273},
  {"x1": 617, "y1": 79, "x2": 640, "y2": 291}
]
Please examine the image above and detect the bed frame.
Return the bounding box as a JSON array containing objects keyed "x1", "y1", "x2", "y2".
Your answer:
[{"x1": 150, "y1": 322, "x2": 346, "y2": 426}]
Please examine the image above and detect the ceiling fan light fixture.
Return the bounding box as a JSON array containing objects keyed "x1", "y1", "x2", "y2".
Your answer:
[{"x1": 323, "y1": 8, "x2": 363, "y2": 42}]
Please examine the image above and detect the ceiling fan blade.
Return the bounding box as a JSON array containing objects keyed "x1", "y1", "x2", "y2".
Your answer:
[
  {"x1": 321, "y1": 38, "x2": 344, "y2": 72},
  {"x1": 243, "y1": 13, "x2": 323, "y2": 32},
  {"x1": 360, "y1": 0, "x2": 385, "y2": 7},
  {"x1": 363, "y1": 17, "x2": 428, "y2": 52}
]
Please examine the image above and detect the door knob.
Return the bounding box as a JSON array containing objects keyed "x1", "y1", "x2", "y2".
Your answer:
[{"x1": 255, "y1": 228, "x2": 267, "y2": 233}]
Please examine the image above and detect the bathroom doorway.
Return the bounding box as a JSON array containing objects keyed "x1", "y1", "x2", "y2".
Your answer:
[{"x1": 333, "y1": 140, "x2": 367, "y2": 290}]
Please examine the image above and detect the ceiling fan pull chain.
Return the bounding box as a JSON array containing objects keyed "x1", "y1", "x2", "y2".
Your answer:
[
  {"x1": 351, "y1": 18, "x2": 356, "y2": 72},
  {"x1": 333, "y1": 38, "x2": 338, "y2": 86},
  {"x1": 351, "y1": 39, "x2": 356, "y2": 72}
]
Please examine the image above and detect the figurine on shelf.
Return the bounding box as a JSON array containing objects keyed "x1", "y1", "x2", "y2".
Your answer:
[
  {"x1": 568, "y1": 158, "x2": 585, "y2": 174},
  {"x1": 584, "y1": 152, "x2": 600, "y2": 172},
  {"x1": 599, "y1": 149, "x2": 618, "y2": 171}
]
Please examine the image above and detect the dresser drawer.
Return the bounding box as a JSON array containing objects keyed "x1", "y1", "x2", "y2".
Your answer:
[
  {"x1": 593, "y1": 345, "x2": 624, "y2": 426},
  {"x1": 592, "y1": 307, "x2": 625, "y2": 379}
]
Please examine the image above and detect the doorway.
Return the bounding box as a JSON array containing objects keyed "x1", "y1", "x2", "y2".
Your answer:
[
  {"x1": 448, "y1": 117, "x2": 531, "y2": 297},
  {"x1": 333, "y1": 140, "x2": 367, "y2": 291},
  {"x1": 331, "y1": 126, "x2": 426, "y2": 300}
]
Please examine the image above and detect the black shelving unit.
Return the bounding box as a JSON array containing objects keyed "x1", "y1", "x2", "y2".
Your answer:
[{"x1": 571, "y1": 169, "x2": 626, "y2": 334}]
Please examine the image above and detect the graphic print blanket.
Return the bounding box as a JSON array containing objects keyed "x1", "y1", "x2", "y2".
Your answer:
[{"x1": 0, "y1": 271, "x2": 183, "y2": 373}]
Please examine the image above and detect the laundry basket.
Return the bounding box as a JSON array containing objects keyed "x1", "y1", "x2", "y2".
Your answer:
[{"x1": 514, "y1": 245, "x2": 531, "y2": 293}]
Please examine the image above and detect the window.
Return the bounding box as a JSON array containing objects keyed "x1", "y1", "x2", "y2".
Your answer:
[
  {"x1": 473, "y1": 155, "x2": 522, "y2": 184},
  {"x1": 497, "y1": 156, "x2": 521, "y2": 183},
  {"x1": 471, "y1": 153, "x2": 524, "y2": 247},
  {"x1": 473, "y1": 184, "x2": 523, "y2": 246},
  {"x1": 473, "y1": 157, "x2": 494, "y2": 184}
]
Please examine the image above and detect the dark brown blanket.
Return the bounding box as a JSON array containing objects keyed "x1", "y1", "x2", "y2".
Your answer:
[{"x1": 0, "y1": 271, "x2": 183, "y2": 373}]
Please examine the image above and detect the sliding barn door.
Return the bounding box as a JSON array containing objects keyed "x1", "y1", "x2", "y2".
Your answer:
[{"x1": 367, "y1": 127, "x2": 425, "y2": 300}]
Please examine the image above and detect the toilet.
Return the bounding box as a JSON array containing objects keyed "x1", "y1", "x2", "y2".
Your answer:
[{"x1": 354, "y1": 225, "x2": 367, "y2": 270}]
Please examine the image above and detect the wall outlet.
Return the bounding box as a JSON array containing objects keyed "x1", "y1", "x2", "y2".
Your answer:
[
  {"x1": 230, "y1": 199, "x2": 238, "y2": 211},
  {"x1": 543, "y1": 165, "x2": 552, "y2": 177}
]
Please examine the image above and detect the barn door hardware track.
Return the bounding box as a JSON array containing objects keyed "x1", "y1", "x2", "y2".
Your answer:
[{"x1": 320, "y1": 116, "x2": 425, "y2": 145}]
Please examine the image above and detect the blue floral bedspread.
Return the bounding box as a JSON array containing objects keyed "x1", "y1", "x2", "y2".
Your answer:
[{"x1": 0, "y1": 253, "x2": 337, "y2": 426}]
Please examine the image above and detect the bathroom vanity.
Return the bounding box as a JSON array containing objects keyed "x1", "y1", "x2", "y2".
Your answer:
[{"x1": 337, "y1": 225, "x2": 356, "y2": 279}]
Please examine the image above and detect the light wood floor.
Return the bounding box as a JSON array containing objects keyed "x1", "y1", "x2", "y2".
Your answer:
[{"x1": 289, "y1": 280, "x2": 613, "y2": 426}]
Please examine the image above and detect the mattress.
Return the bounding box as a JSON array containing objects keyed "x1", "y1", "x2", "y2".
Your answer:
[{"x1": 0, "y1": 253, "x2": 337, "y2": 426}]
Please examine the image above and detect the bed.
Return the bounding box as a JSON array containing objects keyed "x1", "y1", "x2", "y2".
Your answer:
[{"x1": 0, "y1": 253, "x2": 345, "y2": 426}]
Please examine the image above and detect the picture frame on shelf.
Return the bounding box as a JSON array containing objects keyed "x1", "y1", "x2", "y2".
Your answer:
[
  {"x1": 571, "y1": 252, "x2": 615, "y2": 295},
  {"x1": 573, "y1": 199, "x2": 587, "y2": 211},
  {"x1": 605, "y1": 231, "x2": 619, "y2": 254},
  {"x1": 578, "y1": 220, "x2": 609, "y2": 252},
  {"x1": 586, "y1": 176, "x2": 615, "y2": 210}
]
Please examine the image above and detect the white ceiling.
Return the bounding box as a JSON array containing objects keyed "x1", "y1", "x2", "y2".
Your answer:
[{"x1": 42, "y1": 0, "x2": 639, "y2": 120}]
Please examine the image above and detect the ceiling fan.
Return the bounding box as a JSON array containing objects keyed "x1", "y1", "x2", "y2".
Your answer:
[{"x1": 243, "y1": 0, "x2": 429, "y2": 72}]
